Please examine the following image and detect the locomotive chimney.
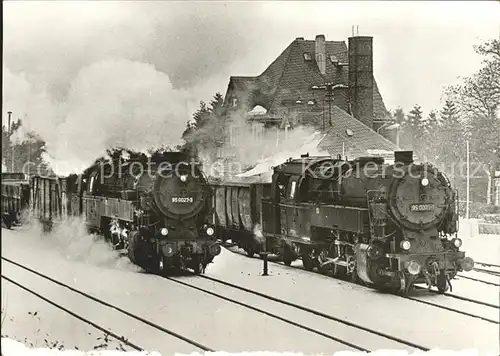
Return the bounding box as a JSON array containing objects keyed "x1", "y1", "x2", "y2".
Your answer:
[
  {"x1": 394, "y1": 151, "x2": 414, "y2": 165},
  {"x1": 348, "y1": 36, "x2": 374, "y2": 129},
  {"x1": 315, "y1": 34, "x2": 326, "y2": 75}
]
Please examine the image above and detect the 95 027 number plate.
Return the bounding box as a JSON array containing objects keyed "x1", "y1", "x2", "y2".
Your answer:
[
  {"x1": 171, "y1": 197, "x2": 194, "y2": 203},
  {"x1": 410, "y1": 203, "x2": 435, "y2": 212}
]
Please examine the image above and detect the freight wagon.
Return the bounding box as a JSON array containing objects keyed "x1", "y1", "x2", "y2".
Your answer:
[
  {"x1": 30, "y1": 175, "x2": 69, "y2": 232},
  {"x1": 211, "y1": 181, "x2": 271, "y2": 257},
  {"x1": 1, "y1": 172, "x2": 30, "y2": 228}
]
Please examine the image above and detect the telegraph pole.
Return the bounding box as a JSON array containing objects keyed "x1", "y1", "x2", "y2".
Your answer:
[
  {"x1": 466, "y1": 140, "x2": 470, "y2": 219},
  {"x1": 7, "y1": 111, "x2": 12, "y2": 136},
  {"x1": 312, "y1": 83, "x2": 348, "y2": 131},
  {"x1": 7, "y1": 111, "x2": 13, "y2": 172}
]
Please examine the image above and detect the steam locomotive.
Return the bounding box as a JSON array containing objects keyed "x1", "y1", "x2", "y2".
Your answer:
[
  {"x1": 31, "y1": 151, "x2": 221, "y2": 274},
  {"x1": 213, "y1": 151, "x2": 475, "y2": 294}
]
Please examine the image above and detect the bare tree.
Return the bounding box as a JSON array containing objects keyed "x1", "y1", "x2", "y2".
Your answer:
[{"x1": 446, "y1": 38, "x2": 500, "y2": 204}]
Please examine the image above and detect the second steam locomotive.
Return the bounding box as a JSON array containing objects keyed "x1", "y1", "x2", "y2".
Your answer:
[{"x1": 213, "y1": 151, "x2": 475, "y2": 294}]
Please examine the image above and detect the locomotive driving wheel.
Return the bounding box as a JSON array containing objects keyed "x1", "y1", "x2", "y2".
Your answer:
[
  {"x1": 282, "y1": 246, "x2": 295, "y2": 266},
  {"x1": 191, "y1": 256, "x2": 205, "y2": 274},
  {"x1": 333, "y1": 264, "x2": 347, "y2": 279},
  {"x1": 436, "y1": 271, "x2": 449, "y2": 294},
  {"x1": 245, "y1": 246, "x2": 257, "y2": 258},
  {"x1": 128, "y1": 230, "x2": 156, "y2": 272},
  {"x1": 302, "y1": 254, "x2": 315, "y2": 271}
]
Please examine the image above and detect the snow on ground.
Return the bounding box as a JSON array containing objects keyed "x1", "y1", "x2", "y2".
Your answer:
[
  {"x1": 457, "y1": 219, "x2": 500, "y2": 265},
  {"x1": 1, "y1": 226, "x2": 367, "y2": 354},
  {"x1": 0, "y1": 337, "x2": 487, "y2": 356},
  {"x1": 2, "y1": 217, "x2": 499, "y2": 355},
  {"x1": 205, "y1": 249, "x2": 499, "y2": 354},
  {"x1": 13, "y1": 217, "x2": 142, "y2": 272}
]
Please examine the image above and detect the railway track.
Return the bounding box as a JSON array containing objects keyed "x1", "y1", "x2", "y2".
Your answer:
[
  {"x1": 226, "y1": 247, "x2": 499, "y2": 324},
  {"x1": 1, "y1": 275, "x2": 143, "y2": 352},
  {"x1": 456, "y1": 273, "x2": 500, "y2": 287},
  {"x1": 165, "y1": 274, "x2": 429, "y2": 352},
  {"x1": 1, "y1": 257, "x2": 213, "y2": 353},
  {"x1": 2, "y1": 256, "x2": 427, "y2": 352},
  {"x1": 474, "y1": 267, "x2": 500, "y2": 277}
]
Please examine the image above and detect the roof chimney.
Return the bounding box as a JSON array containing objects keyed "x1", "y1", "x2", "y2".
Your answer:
[
  {"x1": 315, "y1": 34, "x2": 326, "y2": 75},
  {"x1": 348, "y1": 36, "x2": 374, "y2": 129},
  {"x1": 394, "y1": 151, "x2": 414, "y2": 165}
]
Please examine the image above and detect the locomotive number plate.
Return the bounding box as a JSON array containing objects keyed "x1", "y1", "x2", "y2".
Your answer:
[
  {"x1": 172, "y1": 197, "x2": 194, "y2": 203},
  {"x1": 410, "y1": 203, "x2": 435, "y2": 212}
]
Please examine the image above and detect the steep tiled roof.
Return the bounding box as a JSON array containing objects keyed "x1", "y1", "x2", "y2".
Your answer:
[
  {"x1": 224, "y1": 37, "x2": 388, "y2": 119},
  {"x1": 316, "y1": 106, "x2": 398, "y2": 157}
]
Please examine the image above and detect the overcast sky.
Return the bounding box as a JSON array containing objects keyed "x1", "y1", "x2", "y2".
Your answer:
[{"x1": 4, "y1": 1, "x2": 499, "y2": 118}]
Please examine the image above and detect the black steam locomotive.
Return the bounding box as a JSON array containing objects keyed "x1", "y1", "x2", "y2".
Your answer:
[
  {"x1": 213, "y1": 151, "x2": 474, "y2": 294},
  {"x1": 31, "y1": 151, "x2": 221, "y2": 274}
]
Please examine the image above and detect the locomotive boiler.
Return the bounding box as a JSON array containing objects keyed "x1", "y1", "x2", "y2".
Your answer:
[{"x1": 258, "y1": 151, "x2": 474, "y2": 294}]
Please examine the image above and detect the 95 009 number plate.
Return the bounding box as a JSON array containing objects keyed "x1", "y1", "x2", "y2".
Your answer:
[
  {"x1": 410, "y1": 203, "x2": 435, "y2": 212},
  {"x1": 171, "y1": 197, "x2": 194, "y2": 203}
]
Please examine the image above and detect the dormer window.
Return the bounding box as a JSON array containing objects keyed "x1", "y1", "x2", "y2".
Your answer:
[
  {"x1": 303, "y1": 53, "x2": 312, "y2": 61},
  {"x1": 232, "y1": 98, "x2": 238, "y2": 107},
  {"x1": 330, "y1": 55, "x2": 339, "y2": 64}
]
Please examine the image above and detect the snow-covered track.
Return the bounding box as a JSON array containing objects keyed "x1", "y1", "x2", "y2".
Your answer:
[
  {"x1": 227, "y1": 248, "x2": 499, "y2": 324},
  {"x1": 1, "y1": 257, "x2": 214, "y2": 352},
  {"x1": 456, "y1": 273, "x2": 500, "y2": 287},
  {"x1": 164, "y1": 273, "x2": 430, "y2": 352},
  {"x1": 1, "y1": 274, "x2": 144, "y2": 351}
]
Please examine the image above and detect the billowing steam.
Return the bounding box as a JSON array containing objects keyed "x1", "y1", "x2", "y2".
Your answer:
[
  {"x1": 5, "y1": 61, "x2": 188, "y2": 175},
  {"x1": 199, "y1": 112, "x2": 329, "y2": 182},
  {"x1": 22, "y1": 216, "x2": 140, "y2": 272},
  {"x1": 253, "y1": 223, "x2": 265, "y2": 245},
  {"x1": 3, "y1": 2, "x2": 264, "y2": 174}
]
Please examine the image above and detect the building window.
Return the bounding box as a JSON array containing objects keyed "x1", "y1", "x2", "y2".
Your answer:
[
  {"x1": 303, "y1": 53, "x2": 312, "y2": 61},
  {"x1": 230, "y1": 126, "x2": 240, "y2": 146},
  {"x1": 216, "y1": 146, "x2": 223, "y2": 158},
  {"x1": 232, "y1": 98, "x2": 238, "y2": 107},
  {"x1": 252, "y1": 123, "x2": 263, "y2": 143}
]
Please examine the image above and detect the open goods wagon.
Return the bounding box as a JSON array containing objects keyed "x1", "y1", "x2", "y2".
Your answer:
[
  {"x1": 211, "y1": 181, "x2": 271, "y2": 256},
  {"x1": 30, "y1": 175, "x2": 69, "y2": 231},
  {"x1": 1, "y1": 172, "x2": 30, "y2": 228}
]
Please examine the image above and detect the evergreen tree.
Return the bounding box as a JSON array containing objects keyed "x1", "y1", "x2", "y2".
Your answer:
[
  {"x1": 2, "y1": 119, "x2": 46, "y2": 174},
  {"x1": 181, "y1": 93, "x2": 226, "y2": 160},
  {"x1": 422, "y1": 110, "x2": 440, "y2": 161},
  {"x1": 400, "y1": 104, "x2": 425, "y2": 154},
  {"x1": 435, "y1": 100, "x2": 466, "y2": 185}
]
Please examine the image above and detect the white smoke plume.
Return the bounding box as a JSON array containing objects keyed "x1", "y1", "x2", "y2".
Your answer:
[
  {"x1": 22, "y1": 216, "x2": 141, "y2": 272},
  {"x1": 200, "y1": 112, "x2": 329, "y2": 182},
  {"x1": 253, "y1": 223, "x2": 265, "y2": 245},
  {"x1": 3, "y1": 2, "x2": 264, "y2": 175}
]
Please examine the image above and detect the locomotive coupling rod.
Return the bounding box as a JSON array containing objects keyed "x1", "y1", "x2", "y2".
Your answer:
[{"x1": 260, "y1": 252, "x2": 270, "y2": 276}]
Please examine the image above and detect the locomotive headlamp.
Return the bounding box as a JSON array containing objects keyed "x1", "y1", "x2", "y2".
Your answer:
[
  {"x1": 421, "y1": 178, "x2": 429, "y2": 187},
  {"x1": 206, "y1": 227, "x2": 215, "y2": 236},
  {"x1": 406, "y1": 260, "x2": 421, "y2": 275},
  {"x1": 453, "y1": 238, "x2": 463, "y2": 248},
  {"x1": 400, "y1": 240, "x2": 411, "y2": 251},
  {"x1": 160, "y1": 228, "x2": 169, "y2": 236},
  {"x1": 180, "y1": 175, "x2": 188, "y2": 182}
]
